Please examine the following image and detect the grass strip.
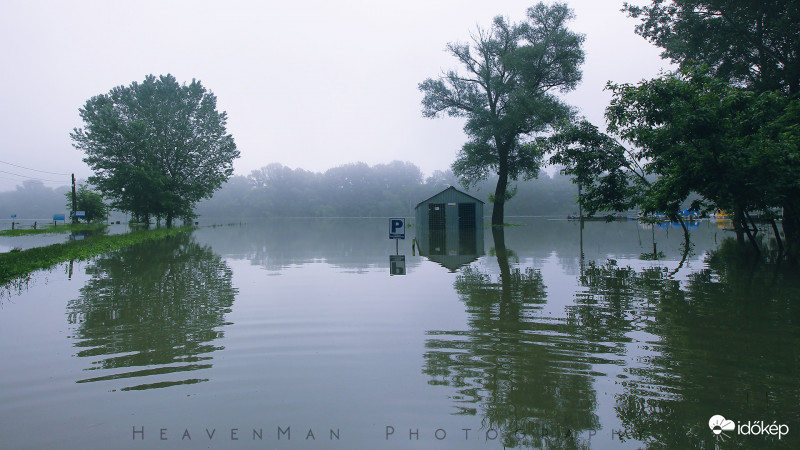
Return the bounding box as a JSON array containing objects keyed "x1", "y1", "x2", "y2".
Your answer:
[
  {"x1": 0, "y1": 223, "x2": 108, "y2": 237},
  {"x1": 0, "y1": 227, "x2": 190, "y2": 285}
]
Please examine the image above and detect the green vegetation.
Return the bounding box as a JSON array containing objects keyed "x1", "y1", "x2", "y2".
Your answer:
[
  {"x1": 419, "y1": 2, "x2": 585, "y2": 226},
  {"x1": 64, "y1": 183, "x2": 108, "y2": 223},
  {"x1": 0, "y1": 223, "x2": 106, "y2": 237},
  {"x1": 606, "y1": 68, "x2": 798, "y2": 250},
  {"x1": 543, "y1": 1, "x2": 800, "y2": 257},
  {"x1": 71, "y1": 74, "x2": 239, "y2": 227},
  {"x1": 618, "y1": 0, "x2": 800, "y2": 255},
  {"x1": 623, "y1": 0, "x2": 798, "y2": 96},
  {"x1": 547, "y1": 119, "x2": 638, "y2": 218},
  {"x1": 0, "y1": 227, "x2": 190, "y2": 285}
]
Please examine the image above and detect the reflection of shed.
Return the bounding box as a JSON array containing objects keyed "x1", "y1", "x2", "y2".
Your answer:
[{"x1": 414, "y1": 187, "x2": 484, "y2": 270}]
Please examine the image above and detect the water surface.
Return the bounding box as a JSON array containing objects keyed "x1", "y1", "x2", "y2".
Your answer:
[{"x1": 0, "y1": 218, "x2": 797, "y2": 449}]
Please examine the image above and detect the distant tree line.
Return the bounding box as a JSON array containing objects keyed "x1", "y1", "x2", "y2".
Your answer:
[
  {"x1": 0, "y1": 162, "x2": 591, "y2": 222},
  {"x1": 0, "y1": 180, "x2": 107, "y2": 224},
  {"x1": 0, "y1": 180, "x2": 70, "y2": 220},
  {"x1": 194, "y1": 161, "x2": 581, "y2": 218}
]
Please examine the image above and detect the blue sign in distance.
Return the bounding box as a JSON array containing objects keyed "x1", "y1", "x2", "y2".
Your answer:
[
  {"x1": 53, "y1": 214, "x2": 66, "y2": 221},
  {"x1": 389, "y1": 218, "x2": 405, "y2": 239}
]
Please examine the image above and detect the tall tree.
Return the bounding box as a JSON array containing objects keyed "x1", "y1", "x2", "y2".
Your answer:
[
  {"x1": 419, "y1": 2, "x2": 584, "y2": 225},
  {"x1": 547, "y1": 119, "x2": 644, "y2": 219},
  {"x1": 71, "y1": 74, "x2": 239, "y2": 227},
  {"x1": 545, "y1": 118, "x2": 693, "y2": 246},
  {"x1": 624, "y1": 0, "x2": 800, "y2": 253},
  {"x1": 606, "y1": 68, "x2": 800, "y2": 252}
]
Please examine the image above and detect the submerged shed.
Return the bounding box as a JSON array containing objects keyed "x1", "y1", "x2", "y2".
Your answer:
[{"x1": 414, "y1": 187, "x2": 484, "y2": 270}]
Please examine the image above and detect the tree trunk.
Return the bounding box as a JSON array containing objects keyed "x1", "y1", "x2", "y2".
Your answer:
[
  {"x1": 670, "y1": 212, "x2": 690, "y2": 247},
  {"x1": 166, "y1": 213, "x2": 173, "y2": 228},
  {"x1": 783, "y1": 201, "x2": 800, "y2": 258},
  {"x1": 491, "y1": 225, "x2": 512, "y2": 303},
  {"x1": 492, "y1": 152, "x2": 509, "y2": 227},
  {"x1": 739, "y1": 209, "x2": 760, "y2": 254},
  {"x1": 771, "y1": 219, "x2": 784, "y2": 254},
  {"x1": 733, "y1": 207, "x2": 746, "y2": 245}
]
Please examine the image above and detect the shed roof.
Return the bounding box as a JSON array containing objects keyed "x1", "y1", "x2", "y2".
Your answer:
[{"x1": 414, "y1": 186, "x2": 485, "y2": 210}]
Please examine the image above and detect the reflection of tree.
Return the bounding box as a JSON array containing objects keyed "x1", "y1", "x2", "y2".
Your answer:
[
  {"x1": 424, "y1": 227, "x2": 598, "y2": 448},
  {"x1": 66, "y1": 233, "x2": 236, "y2": 391},
  {"x1": 568, "y1": 259, "x2": 681, "y2": 351},
  {"x1": 611, "y1": 239, "x2": 800, "y2": 449}
]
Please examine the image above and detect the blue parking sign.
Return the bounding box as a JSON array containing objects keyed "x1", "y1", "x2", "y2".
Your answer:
[{"x1": 389, "y1": 218, "x2": 405, "y2": 239}]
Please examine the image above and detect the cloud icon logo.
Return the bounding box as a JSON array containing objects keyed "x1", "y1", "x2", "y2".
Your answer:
[{"x1": 709, "y1": 415, "x2": 736, "y2": 435}]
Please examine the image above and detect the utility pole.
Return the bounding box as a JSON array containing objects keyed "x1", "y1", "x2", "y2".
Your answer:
[{"x1": 71, "y1": 173, "x2": 78, "y2": 224}]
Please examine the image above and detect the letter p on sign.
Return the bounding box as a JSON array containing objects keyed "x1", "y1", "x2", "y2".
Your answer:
[{"x1": 390, "y1": 218, "x2": 405, "y2": 239}]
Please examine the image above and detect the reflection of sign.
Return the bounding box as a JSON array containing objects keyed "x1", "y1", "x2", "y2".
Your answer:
[
  {"x1": 53, "y1": 214, "x2": 66, "y2": 221},
  {"x1": 389, "y1": 218, "x2": 405, "y2": 239},
  {"x1": 75, "y1": 211, "x2": 86, "y2": 217},
  {"x1": 390, "y1": 255, "x2": 406, "y2": 276}
]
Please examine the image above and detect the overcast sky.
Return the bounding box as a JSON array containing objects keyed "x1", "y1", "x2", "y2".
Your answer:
[{"x1": 0, "y1": 0, "x2": 669, "y2": 192}]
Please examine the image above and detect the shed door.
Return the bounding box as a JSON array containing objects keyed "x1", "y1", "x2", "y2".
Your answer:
[
  {"x1": 429, "y1": 203, "x2": 446, "y2": 230},
  {"x1": 458, "y1": 203, "x2": 476, "y2": 229},
  {"x1": 458, "y1": 203, "x2": 477, "y2": 254}
]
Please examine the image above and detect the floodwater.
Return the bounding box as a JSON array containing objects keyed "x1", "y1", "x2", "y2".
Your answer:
[{"x1": 0, "y1": 218, "x2": 797, "y2": 449}]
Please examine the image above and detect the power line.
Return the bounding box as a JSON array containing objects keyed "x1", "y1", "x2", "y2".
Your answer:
[
  {"x1": 0, "y1": 159, "x2": 70, "y2": 175},
  {"x1": 0, "y1": 169, "x2": 66, "y2": 184},
  {"x1": 0, "y1": 175, "x2": 67, "y2": 185}
]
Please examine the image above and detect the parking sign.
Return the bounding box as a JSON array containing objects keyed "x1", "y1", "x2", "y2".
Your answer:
[{"x1": 389, "y1": 218, "x2": 405, "y2": 239}]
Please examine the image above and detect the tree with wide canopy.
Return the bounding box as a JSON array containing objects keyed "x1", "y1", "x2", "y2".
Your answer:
[
  {"x1": 72, "y1": 74, "x2": 238, "y2": 227},
  {"x1": 419, "y1": 2, "x2": 584, "y2": 225}
]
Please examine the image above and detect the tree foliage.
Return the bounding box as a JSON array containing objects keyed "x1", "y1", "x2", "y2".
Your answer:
[
  {"x1": 419, "y1": 2, "x2": 584, "y2": 225},
  {"x1": 547, "y1": 119, "x2": 646, "y2": 216},
  {"x1": 64, "y1": 183, "x2": 108, "y2": 223},
  {"x1": 619, "y1": 1, "x2": 800, "y2": 254},
  {"x1": 623, "y1": 0, "x2": 800, "y2": 95},
  {"x1": 605, "y1": 67, "x2": 800, "y2": 249},
  {"x1": 71, "y1": 74, "x2": 239, "y2": 227}
]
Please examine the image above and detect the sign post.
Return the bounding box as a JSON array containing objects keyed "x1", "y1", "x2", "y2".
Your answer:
[{"x1": 389, "y1": 218, "x2": 405, "y2": 255}]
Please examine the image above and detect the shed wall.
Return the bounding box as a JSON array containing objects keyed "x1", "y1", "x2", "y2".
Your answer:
[{"x1": 414, "y1": 187, "x2": 485, "y2": 267}]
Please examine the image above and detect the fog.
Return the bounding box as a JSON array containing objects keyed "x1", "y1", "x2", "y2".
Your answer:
[
  {"x1": 0, "y1": 161, "x2": 584, "y2": 223},
  {"x1": 0, "y1": 0, "x2": 669, "y2": 193},
  {"x1": 0, "y1": 180, "x2": 71, "y2": 221}
]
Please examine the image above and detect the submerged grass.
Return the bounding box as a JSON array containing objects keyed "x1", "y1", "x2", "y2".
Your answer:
[
  {"x1": 0, "y1": 223, "x2": 108, "y2": 237},
  {"x1": 0, "y1": 226, "x2": 190, "y2": 285}
]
